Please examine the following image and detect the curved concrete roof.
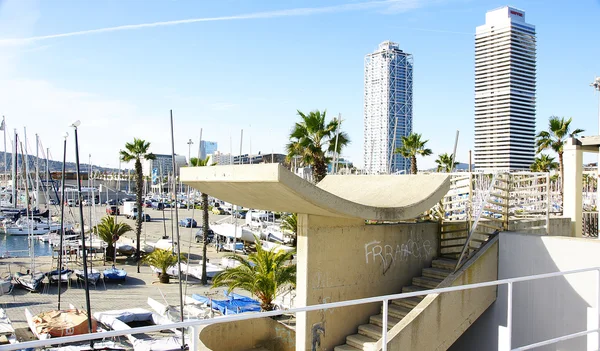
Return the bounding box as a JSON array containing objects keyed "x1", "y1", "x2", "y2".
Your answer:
[{"x1": 180, "y1": 164, "x2": 450, "y2": 221}]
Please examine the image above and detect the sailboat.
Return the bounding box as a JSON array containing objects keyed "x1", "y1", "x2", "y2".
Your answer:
[{"x1": 0, "y1": 308, "x2": 17, "y2": 345}]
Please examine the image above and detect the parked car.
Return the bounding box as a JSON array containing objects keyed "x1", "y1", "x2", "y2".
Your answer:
[
  {"x1": 82, "y1": 199, "x2": 92, "y2": 206},
  {"x1": 49, "y1": 199, "x2": 58, "y2": 205},
  {"x1": 67, "y1": 199, "x2": 77, "y2": 207},
  {"x1": 212, "y1": 207, "x2": 226, "y2": 215},
  {"x1": 163, "y1": 202, "x2": 172, "y2": 208},
  {"x1": 233, "y1": 210, "x2": 248, "y2": 219},
  {"x1": 195, "y1": 227, "x2": 215, "y2": 243},
  {"x1": 179, "y1": 218, "x2": 197, "y2": 228},
  {"x1": 142, "y1": 200, "x2": 153, "y2": 208},
  {"x1": 132, "y1": 212, "x2": 151, "y2": 222},
  {"x1": 106, "y1": 205, "x2": 120, "y2": 215},
  {"x1": 105, "y1": 199, "x2": 116, "y2": 205},
  {"x1": 152, "y1": 202, "x2": 165, "y2": 210}
]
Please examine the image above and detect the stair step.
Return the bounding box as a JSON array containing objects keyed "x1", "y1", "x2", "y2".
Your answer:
[
  {"x1": 358, "y1": 323, "x2": 384, "y2": 339},
  {"x1": 387, "y1": 304, "x2": 412, "y2": 319},
  {"x1": 440, "y1": 236, "x2": 468, "y2": 242},
  {"x1": 432, "y1": 258, "x2": 458, "y2": 270},
  {"x1": 346, "y1": 333, "x2": 378, "y2": 350},
  {"x1": 391, "y1": 296, "x2": 422, "y2": 309},
  {"x1": 412, "y1": 276, "x2": 443, "y2": 289},
  {"x1": 334, "y1": 344, "x2": 362, "y2": 351},
  {"x1": 422, "y1": 267, "x2": 453, "y2": 280},
  {"x1": 370, "y1": 314, "x2": 401, "y2": 329},
  {"x1": 402, "y1": 285, "x2": 426, "y2": 294}
]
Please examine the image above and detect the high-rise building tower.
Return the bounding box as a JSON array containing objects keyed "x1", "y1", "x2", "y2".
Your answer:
[
  {"x1": 199, "y1": 141, "x2": 218, "y2": 160},
  {"x1": 364, "y1": 41, "x2": 413, "y2": 174},
  {"x1": 474, "y1": 6, "x2": 536, "y2": 171}
]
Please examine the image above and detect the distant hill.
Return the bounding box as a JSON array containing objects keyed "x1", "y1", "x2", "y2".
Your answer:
[{"x1": 0, "y1": 152, "x2": 121, "y2": 174}]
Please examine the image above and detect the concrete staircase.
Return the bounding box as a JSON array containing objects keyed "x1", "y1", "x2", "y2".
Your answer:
[{"x1": 334, "y1": 258, "x2": 457, "y2": 351}]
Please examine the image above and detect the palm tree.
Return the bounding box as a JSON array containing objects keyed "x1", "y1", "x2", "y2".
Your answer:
[
  {"x1": 396, "y1": 133, "x2": 433, "y2": 174},
  {"x1": 435, "y1": 153, "x2": 458, "y2": 173},
  {"x1": 120, "y1": 138, "x2": 155, "y2": 272},
  {"x1": 212, "y1": 240, "x2": 296, "y2": 311},
  {"x1": 536, "y1": 116, "x2": 584, "y2": 190},
  {"x1": 94, "y1": 216, "x2": 132, "y2": 261},
  {"x1": 142, "y1": 249, "x2": 187, "y2": 284},
  {"x1": 189, "y1": 156, "x2": 215, "y2": 285},
  {"x1": 286, "y1": 110, "x2": 350, "y2": 183},
  {"x1": 530, "y1": 154, "x2": 559, "y2": 173},
  {"x1": 280, "y1": 213, "x2": 297, "y2": 247}
]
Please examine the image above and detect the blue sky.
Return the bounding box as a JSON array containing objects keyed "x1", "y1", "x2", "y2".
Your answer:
[{"x1": 0, "y1": 0, "x2": 599, "y2": 169}]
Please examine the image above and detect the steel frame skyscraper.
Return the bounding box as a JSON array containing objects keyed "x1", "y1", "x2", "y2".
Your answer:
[
  {"x1": 474, "y1": 6, "x2": 537, "y2": 171},
  {"x1": 364, "y1": 41, "x2": 413, "y2": 174}
]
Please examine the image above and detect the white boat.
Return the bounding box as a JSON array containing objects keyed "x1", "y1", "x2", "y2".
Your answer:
[
  {"x1": 260, "y1": 240, "x2": 295, "y2": 254},
  {"x1": 94, "y1": 308, "x2": 186, "y2": 351},
  {"x1": 150, "y1": 262, "x2": 223, "y2": 280},
  {"x1": 25, "y1": 308, "x2": 97, "y2": 340},
  {"x1": 5, "y1": 217, "x2": 69, "y2": 236},
  {"x1": 47, "y1": 269, "x2": 73, "y2": 283},
  {"x1": 211, "y1": 223, "x2": 256, "y2": 243},
  {"x1": 262, "y1": 224, "x2": 286, "y2": 242},
  {"x1": 0, "y1": 308, "x2": 17, "y2": 345},
  {"x1": 151, "y1": 238, "x2": 173, "y2": 251},
  {"x1": 147, "y1": 297, "x2": 211, "y2": 321}
]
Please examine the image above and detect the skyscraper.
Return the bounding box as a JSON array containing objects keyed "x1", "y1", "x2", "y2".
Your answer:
[
  {"x1": 364, "y1": 41, "x2": 413, "y2": 174},
  {"x1": 474, "y1": 6, "x2": 536, "y2": 171},
  {"x1": 199, "y1": 141, "x2": 218, "y2": 160}
]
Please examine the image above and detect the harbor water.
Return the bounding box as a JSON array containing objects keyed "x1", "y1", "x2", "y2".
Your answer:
[{"x1": 0, "y1": 234, "x2": 54, "y2": 257}]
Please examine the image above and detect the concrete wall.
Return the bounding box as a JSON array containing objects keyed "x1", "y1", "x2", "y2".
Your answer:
[
  {"x1": 508, "y1": 217, "x2": 571, "y2": 236},
  {"x1": 382, "y1": 237, "x2": 498, "y2": 350},
  {"x1": 295, "y1": 215, "x2": 439, "y2": 350},
  {"x1": 451, "y1": 233, "x2": 600, "y2": 351},
  {"x1": 198, "y1": 317, "x2": 295, "y2": 351}
]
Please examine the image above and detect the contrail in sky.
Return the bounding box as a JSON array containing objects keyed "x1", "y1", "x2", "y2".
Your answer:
[{"x1": 0, "y1": 0, "x2": 426, "y2": 45}]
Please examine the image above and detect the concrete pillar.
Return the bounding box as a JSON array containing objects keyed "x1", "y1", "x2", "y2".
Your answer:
[{"x1": 563, "y1": 138, "x2": 583, "y2": 237}]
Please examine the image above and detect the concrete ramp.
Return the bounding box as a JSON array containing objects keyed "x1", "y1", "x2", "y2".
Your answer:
[{"x1": 180, "y1": 164, "x2": 450, "y2": 221}]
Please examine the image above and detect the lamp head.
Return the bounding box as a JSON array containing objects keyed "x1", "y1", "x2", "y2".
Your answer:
[
  {"x1": 64, "y1": 132, "x2": 69, "y2": 139},
  {"x1": 70, "y1": 120, "x2": 81, "y2": 128}
]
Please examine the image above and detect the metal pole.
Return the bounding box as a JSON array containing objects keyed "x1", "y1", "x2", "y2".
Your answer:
[
  {"x1": 2, "y1": 116, "x2": 5, "y2": 185},
  {"x1": 333, "y1": 113, "x2": 341, "y2": 174},
  {"x1": 239, "y1": 129, "x2": 244, "y2": 164},
  {"x1": 450, "y1": 130, "x2": 460, "y2": 173},
  {"x1": 506, "y1": 282, "x2": 513, "y2": 351},
  {"x1": 35, "y1": 134, "x2": 39, "y2": 209},
  {"x1": 546, "y1": 173, "x2": 551, "y2": 235},
  {"x1": 591, "y1": 77, "x2": 600, "y2": 238},
  {"x1": 12, "y1": 130, "x2": 16, "y2": 208},
  {"x1": 388, "y1": 116, "x2": 399, "y2": 174},
  {"x1": 72, "y1": 122, "x2": 94, "y2": 342},
  {"x1": 597, "y1": 268, "x2": 600, "y2": 350},
  {"x1": 58, "y1": 135, "x2": 67, "y2": 310},
  {"x1": 187, "y1": 139, "x2": 193, "y2": 209},
  {"x1": 468, "y1": 150, "x2": 472, "y2": 173},
  {"x1": 170, "y1": 110, "x2": 186, "y2": 346},
  {"x1": 381, "y1": 300, "x2": 388, "y2": 351},
  {"x1": 197, "y1": 128, "x2": 203, "y2": 162}
]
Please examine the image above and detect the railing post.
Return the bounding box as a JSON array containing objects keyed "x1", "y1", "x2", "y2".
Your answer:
[
  {"x1": 597, "y1": 269, "x2": 600, "y2": 351},
  {"x1": 189, "y1": 324, "x2": 201, "y2": 351},
  {"x1": 506, "y1": 282, "x2": 513, "y2": 351},
  {"x1": 382, "y1": 299, "x2": 388, "y2": 351},
  {"x1": 546, "y1": 173, "x2": 550, "y2": 235}
]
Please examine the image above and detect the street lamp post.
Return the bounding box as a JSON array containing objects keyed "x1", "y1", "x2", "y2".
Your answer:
[{"x1": 591, "y1": 77, "x2": 600, "y2": 238}]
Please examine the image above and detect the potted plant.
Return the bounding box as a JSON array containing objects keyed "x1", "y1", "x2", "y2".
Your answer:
[{"x1": 142, "y1": 249, "x2": 187, "y2": 284}]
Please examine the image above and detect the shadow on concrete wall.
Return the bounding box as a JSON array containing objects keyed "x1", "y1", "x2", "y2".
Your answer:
[{"x1": 450, "y1": 233, "x2": 593, "y2": 351}]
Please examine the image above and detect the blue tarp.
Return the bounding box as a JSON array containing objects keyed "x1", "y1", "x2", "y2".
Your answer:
[{"x1": 192, "y1": 291, "x2": 261, "y2": 315}]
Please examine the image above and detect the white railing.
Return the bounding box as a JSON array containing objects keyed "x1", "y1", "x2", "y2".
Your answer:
[{"x1": 6, "y1": 267, "x2": 600, "y2": 351}]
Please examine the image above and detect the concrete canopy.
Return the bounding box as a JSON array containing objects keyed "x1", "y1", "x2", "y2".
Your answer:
[{"x1": 180, "y1": 164, "x2": 450, "y2": 221}]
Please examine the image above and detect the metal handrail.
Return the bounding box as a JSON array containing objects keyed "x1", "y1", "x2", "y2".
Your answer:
[
  {"x1": 454, "y1": 173, "x2": 499, "y2": 271},
  {"x1": 5, "y1": 266, "x2": 600, "y2": 351}
]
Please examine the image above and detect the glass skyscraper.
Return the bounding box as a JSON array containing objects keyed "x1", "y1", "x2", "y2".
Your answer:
[
  {"x1": 364, "y1": 41, "x2": 413, "y2": 174},
  {"x1": 200, "y1": 141, "x2": 218, "y2": 160}
]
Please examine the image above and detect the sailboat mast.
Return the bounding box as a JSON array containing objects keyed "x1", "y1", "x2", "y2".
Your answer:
[
  {"x1": 35, "y1": 134, "x2": 40, "y2": 210},
  {"x1": 2, "y1": 116, "x2": 6, "y2": 186},
  {"x1": 11, "y1": 130, "x2": 17, "y2": 208},
  {"x1": 58, "y1": 135, "x2": 67, "y2": 310},
  {"x1": 169, "y1": 110, "x2": 186, "y2": 344},
  {"x1": 72, "y1": 122, "x2": 94, "y2": 341}
]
